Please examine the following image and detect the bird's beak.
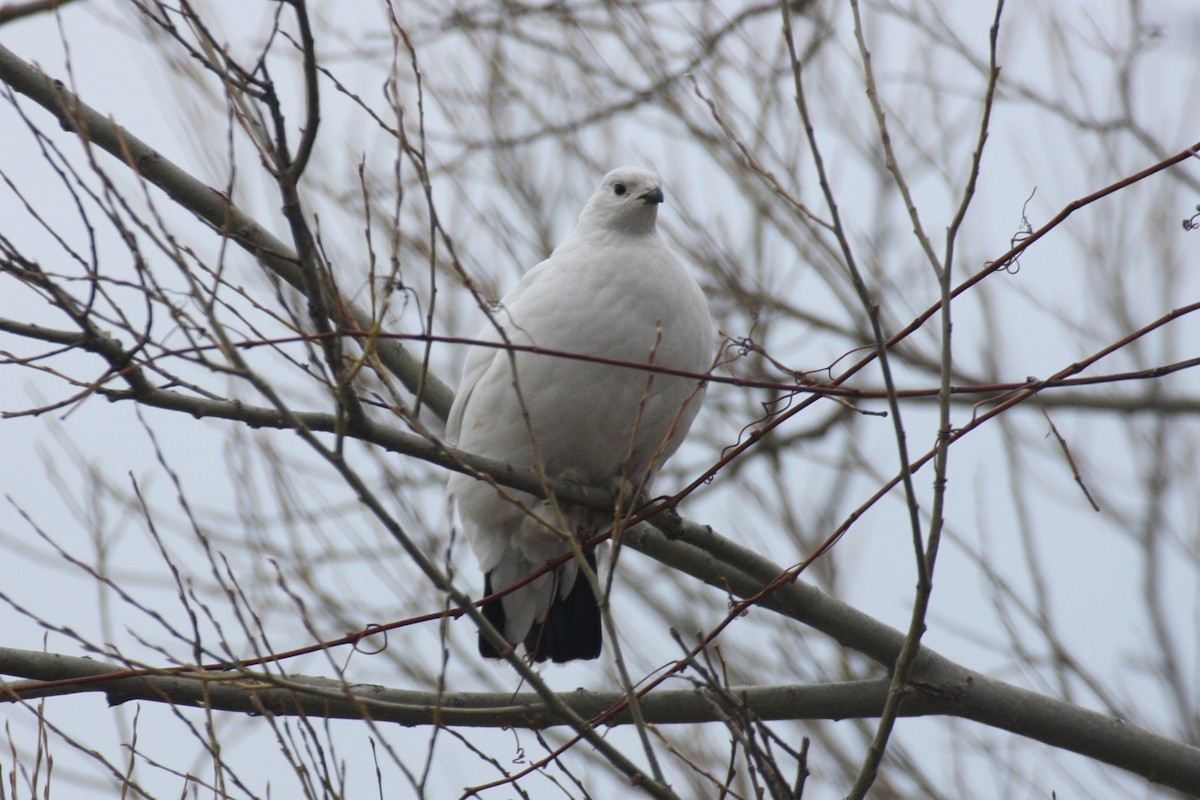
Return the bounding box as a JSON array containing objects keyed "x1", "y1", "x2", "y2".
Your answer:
[{"x1": 639, "y1": 186, "x2": 665, "y2": 205}]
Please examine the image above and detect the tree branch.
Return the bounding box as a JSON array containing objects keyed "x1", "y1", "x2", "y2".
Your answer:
[{"x1": 0, "y1": 40, "x2": 454, "y2": 419}]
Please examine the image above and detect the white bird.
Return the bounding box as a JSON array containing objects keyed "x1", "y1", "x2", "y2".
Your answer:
[{"x1": 446, "y1": 167, "x2": 712, "y2": 662}]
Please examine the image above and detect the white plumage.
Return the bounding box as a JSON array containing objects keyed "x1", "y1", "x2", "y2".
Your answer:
[{"x1": 446, "y1": 167, "x2": 711, "y2": 662}]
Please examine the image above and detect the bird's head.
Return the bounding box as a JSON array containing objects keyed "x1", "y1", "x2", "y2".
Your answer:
[{"x1": 576, "y1": 167, "x2": 665, "y2": 236}]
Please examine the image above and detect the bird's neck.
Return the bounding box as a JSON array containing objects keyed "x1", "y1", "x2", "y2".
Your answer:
[{"x1": 558, "y1": 223, "x2": 657, "y2": 255}]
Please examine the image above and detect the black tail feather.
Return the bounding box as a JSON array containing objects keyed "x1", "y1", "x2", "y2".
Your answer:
[
  {"x1": 478, "y1": 570, "x2": 507, "y2": 659},
  {"x1": 477, "y1": 554, "x2": 602, "y2": 663},
  {"x1": 525, "y1": 552, "x2": 602, "y2": 663}
]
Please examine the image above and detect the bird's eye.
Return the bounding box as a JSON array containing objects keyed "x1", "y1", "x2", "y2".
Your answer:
[{"x1": 613, "y1": 183, "x2": 626, "y2": 196}]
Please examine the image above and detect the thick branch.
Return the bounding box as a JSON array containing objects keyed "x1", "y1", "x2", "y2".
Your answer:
[{"x1": 0, "y1": 648, "x2": 901, "y2": 726}]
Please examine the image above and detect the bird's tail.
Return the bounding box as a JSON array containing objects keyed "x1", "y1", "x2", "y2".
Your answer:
[{"x1": 479, "y1": 551, "x2": 602, "y2": 663}]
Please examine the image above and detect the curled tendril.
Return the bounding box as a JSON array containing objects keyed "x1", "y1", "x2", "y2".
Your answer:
[
  {"x1": 1182, "y1": 204, "x2": 1200, "y2": 232},
  {"x1": 729, "y1": 335, "x2": 756, "y2": 357},
  {"x1": 351, "y1": 624, "x2": 390, "y2": 656},
  {"x1": 998, "y1": 187, "x2": 1038, "y2": 275}
]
